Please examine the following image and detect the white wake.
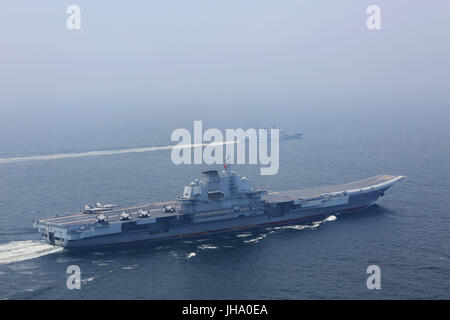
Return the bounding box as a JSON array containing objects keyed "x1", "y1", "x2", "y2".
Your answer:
[
  {"x1": 0, "y1": 141, "x2": 236, "y2": 164},
  {"x1": 273, "y1": 214, "x2": 338, "y2": 231},
  {"x1": 323, "y1": 215, "x2": 337, "y2": 222},
  {"x1": 0, "y1": 241, "x2": 63, "y2": 264},
  {"x1": 245, "y1": 215, "x2": 338, "y2": 244},
  {"x1": 186, "y1": 252, "x2": 196, "y2": 259}
]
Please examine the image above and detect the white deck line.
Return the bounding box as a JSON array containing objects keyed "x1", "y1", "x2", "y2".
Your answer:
[{"x1": 263, "y1": 175, "x2": 404, "y2": 202}]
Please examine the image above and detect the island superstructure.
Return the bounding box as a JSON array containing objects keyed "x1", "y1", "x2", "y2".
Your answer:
[{"x1": 33, "y1": 166, "x2": 404, "y2": 248}]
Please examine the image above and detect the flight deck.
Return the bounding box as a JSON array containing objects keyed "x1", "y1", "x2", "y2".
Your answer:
[
  {"x1": 262, "y1": 175, "x2": 403, "y2": 203},
  {"x1": 35, "y1": 175, "x2": 403, "y2": 228}
]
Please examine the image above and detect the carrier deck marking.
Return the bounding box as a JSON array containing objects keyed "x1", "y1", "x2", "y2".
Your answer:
[{"x1": 262, "y1": 175, "x2": 398, "y2": 203}]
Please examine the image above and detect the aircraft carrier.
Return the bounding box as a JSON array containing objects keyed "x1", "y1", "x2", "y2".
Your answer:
[{"x1": 33, "y1": 166, "x2": 404, "y2": 248}]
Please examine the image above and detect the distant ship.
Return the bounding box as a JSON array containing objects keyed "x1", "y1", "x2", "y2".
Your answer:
[
  {"x1": 245, "y1": 126, "x2": 303, "y2": 142},
  {"x1": 279, "y1": 129, "x2": 303, "y2": 141},
  {"x1": 33, "y1": 166, "x2": 404, "y2": 248},
  {"x1": 270, "y1": 124, "x2": 303, "y2": 141}
]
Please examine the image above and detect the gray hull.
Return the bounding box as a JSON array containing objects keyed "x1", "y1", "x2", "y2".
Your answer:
[
  {"x1": 34, "y1": 172, "x2": 404, "y2": 249},
  {"x1": 62, "y1": 186, "x2": 389, "y2": 248}
]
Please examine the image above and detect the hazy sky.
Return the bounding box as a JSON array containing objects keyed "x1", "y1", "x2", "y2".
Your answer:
[{"x1": 0, "y1": 1, "x2": 449, "y2": 151}]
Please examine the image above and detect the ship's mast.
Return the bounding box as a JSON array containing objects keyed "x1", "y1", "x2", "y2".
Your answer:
[{"x1": 224, "y1": 156, "x2": 231, "y2": 175}]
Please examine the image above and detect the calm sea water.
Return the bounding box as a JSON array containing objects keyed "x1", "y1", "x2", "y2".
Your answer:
[{"x1": 0, "y1": 109, "x2": 449, "y2": 299}]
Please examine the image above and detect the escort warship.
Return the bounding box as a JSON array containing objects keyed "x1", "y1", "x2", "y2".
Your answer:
[{"x1": 34, "y1": 166, "x2": 404, "y2": 248}]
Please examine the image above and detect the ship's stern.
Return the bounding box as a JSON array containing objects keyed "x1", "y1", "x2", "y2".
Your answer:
[{"x1": 33, "y1": 220, "x2": 70, "y2": 247}]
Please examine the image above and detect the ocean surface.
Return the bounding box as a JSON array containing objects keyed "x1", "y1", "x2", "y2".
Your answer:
[{"x1": 0, "y1": 110, "x2": 449, "y2": 300}]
